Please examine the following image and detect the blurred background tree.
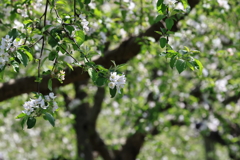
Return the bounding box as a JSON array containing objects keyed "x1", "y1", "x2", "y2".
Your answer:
[{"x1": 0, "y1": 0, "x2": 240, "y2": 160}]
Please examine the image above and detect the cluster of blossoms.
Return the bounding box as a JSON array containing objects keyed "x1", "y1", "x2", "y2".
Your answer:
[
  {"x1": 79, "y1": 14, "x2": 90, "y2": 32},
  {"x1": 22, "y1": 92, "x2": 58, "y2": 116},
  {"x1": 163, "y1": 0, "x2": 177, "y2": 8},
  {"x1": 217, "y1": 0, "x2": 230, "y2": 10},
  {"x1": 0, "y1": 35, "x2": 22, "y2": 69},
  {"x1": 0, "y1": 35, "x2": 11, "y2": 69},
  {"x1": 57, "y1": 70, "x2": 65, "y2": 81},
  {"x1": 108, "y1": 72, "x2": 126, "y2": 94}
]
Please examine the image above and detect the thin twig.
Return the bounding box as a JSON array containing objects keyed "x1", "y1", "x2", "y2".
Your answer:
[
  {"x1": 74, "y1": 0, "x2": 77, "y2": 21},
  {"x1": 46, "y1": 31, "x2": 79, "y2": 63},
  {"x1": 37, "y1": 0, "x2": 49, "y2": 92}
]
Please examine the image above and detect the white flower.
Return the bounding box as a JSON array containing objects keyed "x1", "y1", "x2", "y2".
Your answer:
[
  {"x1": 116, "y1": 84, "x2": 124, "y2": 94},
  {"x1": 53, "y1": 101, "x2": 58, "y2": 112},
  {"x1": 217, "y1": 0, "x2": 230, "y2": 10},
  {"x1": 109, "y1": 72, "x2": 119, "y2": 82},
  {"x1": 81, "y1": 19, "x2": 89, "y2": 27},
  {"x1": 163, "y1": 0, "x2": 177, "y2": 8},
  {"x1": 57, "y1": 70, "x2": 65, "y2": 81},
  {"x1": 36, "y1": 96, "x2": 45, "y2": 108},
  {"x1": 100, "y1": 32, "x2": 107, "y2": 44},
  {"x1": 0, "y1": 59, "x2": 6, "y2": 69},
  {"x1": 44, "y1": 95, "x2": 51, "y2": 102},
  {"x1": 83, "y1": 26, "x2": 90, "y2": 32},
  {"x1": 22, "y1": 101, "x2": 35, "y2": 115},
  {"x1": 13, "y1": 39, "x2": 22, "y2": 48},
  {"x1": 41, "y1": 103, "x2": 49, "y2": 109},
  {"x1": 0, "y1": 52, "x2": 9, "y2": 62},
  {"x1": 108, "y1": 82, "x2": 116, "y2": 89},
  {"x1": 116, "y1": 75, "x2": 126, "y2": 85},
  {"x1": 3, "y1": 35, "x2": 12, "y2": 43},
  {"x1": 79, "y1": 14, "x2": 86, "y2": 20},
  {"x1": 108, "y1": 72, "x2": 126, "y2": 94},
  {"x1": 49, "y1": 92, "x2": 56, "y2": 99}
]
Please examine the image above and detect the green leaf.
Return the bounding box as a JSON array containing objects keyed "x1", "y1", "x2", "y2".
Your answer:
[
  {"x1": 0, "y1": 70, "x2": 4, "y2": 81},
  {"x1": 155, "y1": 15, "x2": 166, "y2": 23},
  {"x1": 170, "y1": 55, "x2": 177, "y2": 69},
  {"x1": 24, "y1": 50, "x2": 33, "y2": 61},
  {"x1": 110, "y1": 87, "x2": 117, "y2": 98},
  {"x1": 63, "y1": 61, "x2": 73, "y2": 70},
  {"x1": 21, "y1": 116, "x2": 28, "y2": 129},
  {"x1": 48, "y1": 51, "x2": 58, "y2": 61},
  {"x1": 111, "y1": 60, "x2": 117, "y2": 68},
  {"x1": 121, "y1": 10, "x2": 127, "y2": 20},
  {"x1": 44, "y1": 113, "x2": 55, "y2": 127},
  {"x1": 157, "y1": 0, "x2": 167, "y2": 14},
  {"x1": 35, "y1": 77, "x2": 42, "y2": 83},
  {"x1": 180, "y1": 0, "x2": 188, "y2": 9},
  {"x1": 165, "y1": 18, "x2": 174, "y2": 30},
  {"x1": 48, "y1": 79, "x2": 52, "y2": 91},
  {"x1": 186, "y1": 62, "x2": 195, "y2": 71},
  {"x1": 176, "y1": 59, "x2": 186, "y2": 74},
  {"x1": 8, "y1": 28, "x2": 19, "y2": 40},
  {"x1": 84, "y1": 0, "x2": 91, "y2": 4},
  {"x1": 23, "y1": 19, "x2": 33, "y2": 26},
  {"x1": 27, "y1": 117, "x2": 36, "y2": 129},
  {"x1": 42, "y1": 25, "x2": 52, "y2": 33},
  {"x1": 16, "y1": 113, "x2": 27, "y2": 119},
  {"x1": 184, "y1": 46, "x2": 190, "y2": 52},
  {"x1": 195, "y1": 59, "x2": 203, "y2": 76},
  {"x1": 88, "y1": 68, "x2": 97, "y2": 83},
  {"x1": 65, "y1": 25, "x2": 75, "y2": 35},
  {"x1": 11, "y1": 60, "x2": 19, "y2": 72},
  {"x1": 160, "y1": 37, "x2": 167, "y2": 48},
  {"x1": 96, "y1": 77, "x2": 106, "y2": 86},
  {"x1": 17, "y1": 50, "x2": 28, "y2": 67},
  {"x1": 75, "y1": 30, "x2": 85, "y2": 46}
]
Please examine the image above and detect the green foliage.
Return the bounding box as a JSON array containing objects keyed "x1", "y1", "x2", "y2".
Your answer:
[
  {"x1": 43, "y1": 113, "x2": 55, "y2": 127},
  {"x1": 0, "y1": 0, "x2": 239, "y2": 159},
  {"x1": 27, "y1": 117, "x2": 36, "y2": 129}
]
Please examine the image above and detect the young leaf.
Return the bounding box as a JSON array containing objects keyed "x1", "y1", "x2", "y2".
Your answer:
[
  {"x1": 11, "y1": 60, "x2": 19, "y2": 72},
  {"x1": 48, "y1": 79, "x2": 52, "y2": 91},
  {"x1": 155, "y1": 15, "x2": 166, "y2": 23},
  {"x1": 195, "y1": 59, "x2": 203, "y2": 76},
  {"x1": 110, "y1": 87, "x2": 117, "y2": 98},
  {"x1": 88, "y1": 68, "x2": 97, "y2": 83},
  {"x1": 165, "y1": 18, "x2": 174, "y2": 30},
  {"x1": 42, "y1": 25, "x2": 53, "y2": 33},
  {"x1": 27, "y1": 117, "x2": 36, "y2": 129},
  {"x1": 17, "y1": 50, "x2": 28, "y2": 67},
  {"x1": 8, "y1": 28, "x2": 19, "y2": 40},
  {"x1": 160, "y1": 37, "x2": 167, "y2": 48},
  {"x1": 75, "y1": 30, "x2": 85, "y2": 46},
  {"x1": 176, "y1": 59, "x2": 186, "y2": 74},
  {"x1": 186, "y1": 62, "x2": 195, "y2": 71},
  {"x1": 44, "y1": 113, "x2": 55, "y2": 127},
  {"x1": 48, "y1": 51, "x2": 58, "y2": 61},
  {"x1": 96, "y1": 77, "x2": 106, "y2": 86},
  {"x1": 63, "y1": 61, "x2": 73, "y2": 70},
  {"x1": 170, "y1": 55, "x2": 177, "y2": 69},
  {"x1": 21, "y1": 116, "x2": 28, "y2": 129},
  {"x1": 16, "y1": 113, "x2": 26, "y2": 119}
]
